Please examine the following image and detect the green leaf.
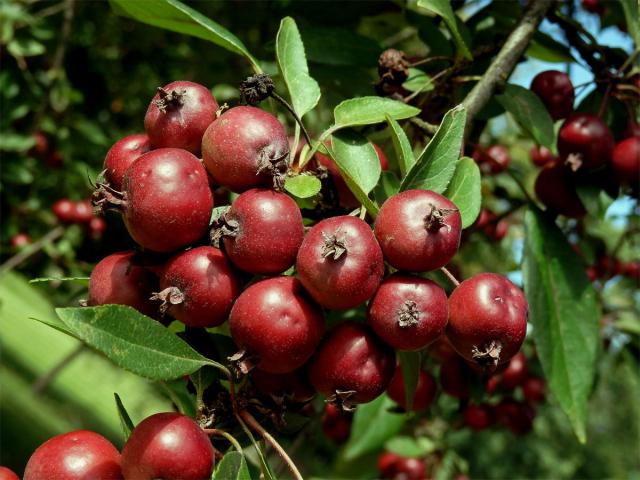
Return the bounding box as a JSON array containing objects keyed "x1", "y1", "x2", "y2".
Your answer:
[
  {"x1": 56, "y1": 305, "x2": 212, "y2": 380},
  {"x1": 332, "y1": 130, "x2": 381, "y2": 195},
  {"x1": 402, "y1": 68, "x2": 434, "y2": 94},
  {"x1": 417, "y1": 0, "x2": 472, "y2": 60},
  {"x1": 342, "y1": 395, "x2": 407, "y2": 460},
  {"x1": 576, "y1": 184, "x2": 614, "y2": 218},
  {"x1": 30, "y1": 315, "x2": 76, "y2": 338},
  {"x1": 401, "y1": 105, "x2": 466, "y2": 193},
  {"x1": 114, "y1": 393, "x2": 135, "y2": 440},
  {"x1": 443, "y1": 156, "x2": 481, "y2": 228},
  {"x1": 398, "y1": 351, "x2": 421, "y2": 413},
  {"x1": 385, "y1": 436, "x2": 436, "y2": 457},
  {"x1": 528, "y1": 32, "x2": 576, "y2": 63},
  {"x1": 334, "y1": 97, "x2": 420, "y2": 128},
  {"x1": 7, "y1": 38, "x2": 45, "y2": 57},
  {"x1": 300, "y1": 27, "x2": 380, "y2": 67},
  {"x1": 373, "y1": 171, "x2": 401, "y2": 205},
  {"x1": 522, "y1": 207, "x2": 600, "y2": 443},
  {"x1": 276, "y1": 17, "x2": 320, "y2": 118},
  {"x1": 108, "y1": 0, "x2": 260, "y2": 72},
  {"x1": 496, "y1": 84, "x2": 555, "y2": 149},
  {"x1": 0, "y1": 132, "x2": 36, "y2": 152},
  {"x1": 158, "y1": 379, "x2": 196, "y2": 417},
  {"x1": 621, "y1": 0, "x2": 640, "y2": 47},
  {"x1": 284, "y1": 175, "x2": 322, "y2": 198},
  {"x1": 213, "y1": 451, "x2": 251, "y2": 480},
  {"x1": 385, "y1": 115, "x2": 415, "y2": 178}
]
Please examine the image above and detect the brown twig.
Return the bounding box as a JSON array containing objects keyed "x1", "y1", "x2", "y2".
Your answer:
[
  {"x1": 441, "y1": 266, "x2": 461, "y2": 287},
  {"x1": 462, "y1": 0, "x2": 553, "y2": 135},
  {"x1": 239, "y1": 409, "x2": 303, "y2": 480},
  {"x1": 32, "y1": 344, "x2": 84, "y2": 394},
  {"x1": 0, "y1": 226, "x2": 65, "y2": 276}
]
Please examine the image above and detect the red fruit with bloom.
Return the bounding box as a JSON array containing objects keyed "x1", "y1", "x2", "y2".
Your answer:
[
  {"x1": 153, "y1": 246, "x2": 241, "y2": 328},
  {"x1": 89, "y1": 251, "x2": 158, "y2": 317},
  {"x1": 368, "y1": 273, "x2": 448, "y2": 351},
  {"x1": 374, "y1": 189, "x2": 462, "y2": 272},
  {"x1": 296, "y1": 215, "x2": 384, "y2": 310},
  {"x1": 229, "y1": 276, "x2": 324, "y2": 374},
  {"x1": 122, "y1": 412, "x2": 214, "y2": 480},
  {"x1": 214, "y1": 189, "x2": 304, "y2": 275},
  {"x1": 202, "y1": 106, "x2": 290, "y2": 192},
  {"x1": 557, "y1": 113, "x2": 614, "y2": 170},
  {"x1": 24, "y1": 431, "x2": 122, "y2": 480},
  {"x1": 530, "y1": 145, "x2": 555, "y2": 167},
  {"x1": 103, "y1": 134, "x2": 152, "y2": 190},
  {"x1": 308, "y1": 321, "x2": 395, "y2": 408},
  {"x1": 611, "y1": 137, "x2": 640, "y2": 187},
  {"x1": 530, "y1": 70, "x2": 575, "y2": 120},
  {"x1": 144, "y1": 80, "x2": 217, "y2": 155},
  {"x1": 447, "y1": 273, "x2": 528, "y2": 369},
  {"x1": 534, "y1": 161, "x2": 586, "y2": 218}
]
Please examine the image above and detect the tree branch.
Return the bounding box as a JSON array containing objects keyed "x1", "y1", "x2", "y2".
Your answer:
[{"x1": 462, "y1": 0, "x2": 553, "y2": 135}]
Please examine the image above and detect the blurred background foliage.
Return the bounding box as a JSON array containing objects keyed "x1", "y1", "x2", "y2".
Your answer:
[{"x1": 0, "y1": 0, "x2": 638, "y2": 478}]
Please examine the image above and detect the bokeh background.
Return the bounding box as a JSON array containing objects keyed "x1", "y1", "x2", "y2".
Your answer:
[{"x1": 1, "y1": 1, "x2": 638, "y2": 478}]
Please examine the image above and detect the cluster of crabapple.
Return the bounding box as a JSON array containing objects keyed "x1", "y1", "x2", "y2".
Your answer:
[
  {"x1": 14, "y1": 77, "x2": 529, "y2": 479},
  {"x1": 527, "y1": 70, "x2": 639, "y2": 218}
]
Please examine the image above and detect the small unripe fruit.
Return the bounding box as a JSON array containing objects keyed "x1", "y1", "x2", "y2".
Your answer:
[
  {"x1": 24, "y1": 430, "x2": 122, "y2": 480},
  {"x1": 308, "y1": 321, "x2": 395, "y2": 407},
  {"x1": 368, "y1": 273, "x2": 448, "y2": 351},
  {"x1": 495, "y1": 399, "x2": 536, "y2": 435},
  {"x1": 439, "y1": 356, "x2": 473, "y2": 398},
  {"x1": 386, "y1": 365, "x2": 437, "y2": 412},
  {"x1": 500, "y1": 351, "x2": 529, "y2": 389},
  {"x1": 522, "y1": 376, "x2": 546, "y2": 404},
  {"x1": 394, "y1": 457, "x2": 427, "y2": 480},
  {"x1": 202, "y1": 106, "x2": 289, "y2": 192},
  {"x1": 103, "y1": 134, "x2": 152, "y2": 190},
  {"x1": 153, "y1": 246, "x2": 241, "y2": 328},
  {"x1": 89, "y1": 251, "x2": 158, "y2": 317},
  {"x1": 229, "y1": 277, "x2": 324, "y2": 374},
  {"x1": 88, "y1": 217, "x2": 107, "y2": 240},
  {"x1": 463, "y1": 404, "x2": 493, "y2": 431},
  {"x1": 73, "y1": 200, "x2": 94, "y2": 224},
  {"x1": 10, "y1": 233, "x2": 31, "y2": 248},
  {"x1": 530, "y1": 70, "x2": 575, "y2": 120},
  {"x1": 474, "y1": 145, "x2": 510, "y2": 174},
  {"x1": 322, "y1": 403, "x2": 352, "y2": 444},
  {"x1": 30, "y1": 131, "x2": 49, "y2": 157},
  {"x1": 118, "y1": 148, "x2": 213, "y2": 252},
  {"x1": 534, "y1": 161, "x2": 586, "y2": 218},
  {"x1": 530, "y1": 145, "x2": 555, "y2": 167},
  {"x1": 214, "y1": 189, "x2": 304, "y2": 275},
  {"x1": 122, "y1": 412, "x2": 214, "y2": 480},
  {"x1": 611, "y1": 137, "x2": 640, "y2": 187},
  {"x1": 375, "y1": 189, "x2": 461, "y2": 272},
  {"x1": 296, "y1": 215, "x2": 384, "y2": 310},
  {"x1": 447, "y1": 273, "x2": 528, "y2": 369},
  {"x1": 557, "y1": 113, "x2": 614, "y2": 170},
  {"x1": 144, "y1": 81, "x2": 217, "y2": 155},
  {"x1": 52, "y1": 199, "x2": 77, "y2": 224},
  {"x1": 378, "y1": 452, "x2": 402, "y2": 479}
]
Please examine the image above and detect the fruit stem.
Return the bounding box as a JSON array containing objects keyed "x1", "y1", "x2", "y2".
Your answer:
[
  {"x1": 270, "y1": 91, "x2": 313, "y2": 151},
  {"x1": 597, "y1": 81, "x2": 613, "y2": 119},
  {"x1": 440, "y1": 266, "x2": 461, "y2": 287},
  {"x1": 203, "y1": 429, "x2": 243, "y2": 453},
  {"x1": 239, "y1": 409, "x2": 304, "y2": 480}
]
